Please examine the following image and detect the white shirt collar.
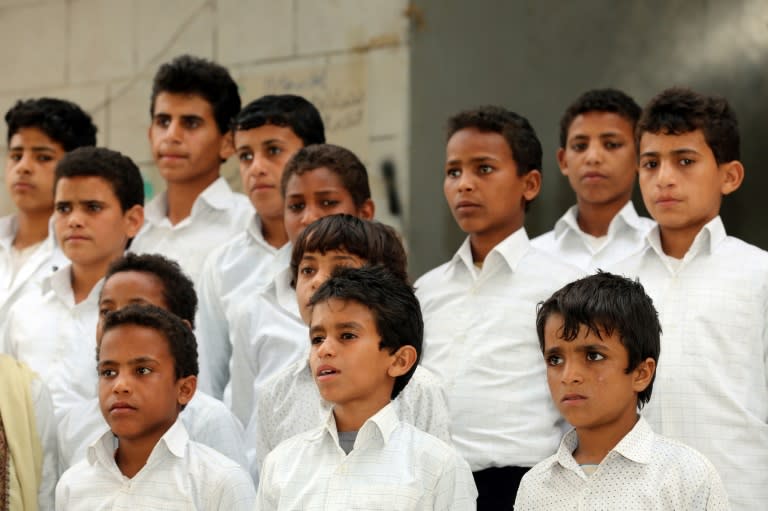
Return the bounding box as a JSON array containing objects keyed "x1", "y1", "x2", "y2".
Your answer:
[
  {"x1": 87, "y1": 418, "x2": 189, "y2": 468},
  {"x1": 144, "y1": 177, "x2": 236, "y2": 225},
  {"x1": 646, "y1": 216, "x2": 726, "y2": 264},
  {"x1": 554, "y1": 202, "x2": 649, "y2": 241},
  {"x1": 451, "y1": 227, "x2": 530, "y2": 276},
  {"x1": 41, "y1": 263, "x2": 105, "y2": 306},
  {"x1": 316, "y1": 402, "x2": 399, "y2": 451}
]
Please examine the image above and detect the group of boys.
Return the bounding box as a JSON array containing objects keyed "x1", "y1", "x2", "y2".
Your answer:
[{"x1": 0, "y1": 50, "x2": 763, "y2": 511}]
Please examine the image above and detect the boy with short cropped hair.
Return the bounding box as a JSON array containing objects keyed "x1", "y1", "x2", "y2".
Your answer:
[
  {"x1": 2, "y1": 147, "x2": 144, "y2": 419},
  {"x1": 57, "y1": 252, "x2": 247, "y2": 471},
  {"x1": 256, "y1": 266, "x2": 476, "y2": 509},
  {"x1": 532, "y1": 89, "x2": 653, "y2": 270},
  {"x1": 610, "y1": 87, "x2": 767, "y2": 511},
  {"x1": 246, "y1": 214, "x2": 451, "y2": 483},
  {"x1": 196, "y1": 94, "x2": 325, "y2": 398},
  {"x1": 515, "y1": 272, "x2": 729, "y2": 509},
  {"x1": 415, "y1": 106, "x2": 582, "y2": 509},
  {"x1": 225, "y1": 143, "x2": 374, "y2": 422},
  {"x1": 55, "y1": 305, "x2": 255, "y2": 509},
  {"x1": 130, "y1": 54, "x2": 252, "y2": 285},
  {"x1": 0, "y1": 98, "x2": 96, "y2": 326}
]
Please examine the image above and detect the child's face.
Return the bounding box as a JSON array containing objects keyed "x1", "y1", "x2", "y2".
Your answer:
[
  {"x1": 558, "y1": 112, "x2": 637, "y2": 208},
  {"x1": 444, "y1": 128, "x2": 540, "y2": 243},
  {"x1": 53, "y1": 176, "x2": 143, "y2": 269},
  {"x1": 149, "y1": 92, "x2": 231, "y2": 186},
  {"x1": 638, "y1": 129, "x2": 741, "y2": 239},
  {"x1": 235, "y1": 124, "x2": 304, "y2": 218},
  {"x1": 543, "y1": 314, "x2": 653, "y2": 434},
  {"x1": 295, "y1": 249, "x2": 365, "y2": 324},
  {"x1": 283, "y1": 167, "x2": 374, "y2": 243},
  {"x1": 97, "y1": 271, "x2": 168, "y2": 339},
  {"x1": 98, "y1": 324, "x2": 195, "y2": 445},
  {"x1": 5, "y1": 127, "x2": 65, "y2": 216},
  {"x1": 308, "y1": 298, "x2": 397, "y2": 410}
]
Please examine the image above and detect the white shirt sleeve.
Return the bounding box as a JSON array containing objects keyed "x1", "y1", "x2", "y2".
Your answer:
[
  {"x1": 195, "y1": 251, "x2": 231, "y2": 399},
  {"x1": 31, "y1": 377, "x2": 58, "y2": 511}
]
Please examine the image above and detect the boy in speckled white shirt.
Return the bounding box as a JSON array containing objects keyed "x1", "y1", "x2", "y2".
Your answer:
[{"x1": 515, "y1": 272, "x2": 728, "y2": 510}]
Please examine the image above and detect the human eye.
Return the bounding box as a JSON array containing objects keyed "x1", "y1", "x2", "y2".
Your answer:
[
  {"x1": 183, "y1": 118, "x2": 201, "y2": 129},
  {"x1": 238, "y1": 150, "x2": 253, "y2": 162},
  {"x1": 154, "y1": 115, "x2": 171, "y2": 128},
  {"x1": 546, "y1": 355, "x2": 563, "y2": 366},
  {"x1": 445, "y1": 167, "x2": 461, "y2": 178},
  {"x1": 340, "y1": 332, "x2": 357, "y2": 341},
  {"x1": 586, "y1": 351, "x2": 605, "y2": 362},
  {"x1": 298, "y1": 264, "x2": 316, "y2": 276},
  {"x1": 679, "y1": 158, "x2": 695, "y2": 166},
  {"x1": 570, "y1": 142, "x2": 588, "y2": 152},
  {"x1": 8, "y1": 152, "x2": 21, "y2": 162},
  {"x1": 136, "y1": 367, "x2": 152, "y2": 375},
  {"x1": 640, "y1": 158, "x2": 658, "y2": 170},
  {"x1": 478, "y1": 164, "x2": 494, "y2": 175},
  {"x1": 86, "y1": 202, "x2": 103, "y2": 212},
  {"x1": 321, "y1": 199, "x2": 340, "y2": 208},
  {"x1": 55, "y1": 203, "x2": 71, "y2": 214},
  {"x1": 99, "y1": 368, "x2": 117, "y2": 378},
  {"x1": 286, "y1": 201, "x2": 305, "y2": 212},
  {"x1": 310, "y1": 335, "x2": 325, "y2": 345},
  {"x1": 267, "y1": 145, "x2": 282, "y2": 156},
  {"x1": 604, "y1": 141, "x2": 623, "y2": 150},
  {"x1": 98, "y1": 306, "x2": 114, "y2": 318}
]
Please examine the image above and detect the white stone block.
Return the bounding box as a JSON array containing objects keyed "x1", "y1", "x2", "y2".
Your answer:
[
  {"x1": 106, "y1": 78, "x2": 154, "y2": 166},
  {"x1": 217, "y1": 0, "x2": 294, "y2": 65},
  {"x1": 0, "y1": 2, "x2": 67, "y2": 91},
  {"x1": 69, "y1": 0, "x2": 134, "y2": 83},
  {"x1": 296, "y1": 0, "x2": 409, "y2": 54},
  {"x1": 136, "y1": 0, "x2": 213, "y2": 71},
  {"x1": 367, "y1": 45, "x2": 408, "y2": 138}
]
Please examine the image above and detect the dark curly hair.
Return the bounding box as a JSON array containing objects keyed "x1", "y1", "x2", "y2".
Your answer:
[
  {"x1": 233, "y1": 94, "x2": 325, "y2": 146},
  {"x1": 5, "y1": 97, "x2": 97, "y2": 150},
  {"x1": 559, "y1": 89, "x2": 641, "y2": 147}
]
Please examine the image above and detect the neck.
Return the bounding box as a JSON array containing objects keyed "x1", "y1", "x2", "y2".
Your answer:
[
  {"x1": 114, "y1": 436, "x2": 157, "y2": 479},
  {"x1": 13, "y1": 210, "x2": 51, "y2": 249},
  {"x1": 261, "y1": 215, "x2": 288, "y2": 249},
  {"x1": 659, "y1": 222, "x2": 708, "y2": 259},
  {"x1": 575, "y1": 199, "x2": 628, "y2": 237},
  {"x1": 333, "y1": 396, "x2": 390, "y2": 433},
  {"x1": 71, "y1": 258, "x2": 113, "y2": 303},
  {"x1": 469, "y1": 223, "x2": 521, "y2": 263},
  {"x1": 165, "y1": 174, "x2": 218, "y2": 225},
  {"x1": 572, "y1": 414, "x2": 638, "y2": 465}
]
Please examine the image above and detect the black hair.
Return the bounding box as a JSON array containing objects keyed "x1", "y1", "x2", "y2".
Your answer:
[
  {"x1": 309, "y1": 265, "x2": 422, "y2": 399},
  {"x1": 280, "y1": 144, "x2": 371, "y2": 207},
  {"x1": 535, "y1": 271, "x2": 661, "y2": 409},
  {"x1": 559, "y1": 89, "x2": 641, "y2": 147},
  {"x1": 447, "y1": 106, "x2": 542, "y2": 210},
  {"x1": 5, "y1": 97, "x2": 97, "y2": 150},
  {"x1": 104, "y1": 253, "x2": 197, "y2": 328},
  {"x1": 150, "y1": 54, "x2": 241, "y2": 134},
  {"x1": 290, "y1": 214, "x2": 408, "y2": 288},
  {"x1": 233, "y1": 95, "x2": 325, "y2": 146},
  {"x1": 636, "y1": 87, "x2": 740, "y2": 164},
  {"x1": 100, "y1": 304, "x2": 198, "y2": 379},
  {"x1": 54, "y1": 146, "x2": 144, "y2": 212}
]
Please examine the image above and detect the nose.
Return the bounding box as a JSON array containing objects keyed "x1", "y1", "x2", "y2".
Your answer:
[
  {"x1": 11, "y1": 153, "x2": 33, "y2": 174},
  {"x1": 300, "y1": 205, "x2": 322, "y2": 229},
  {"x1": 316, "y1": 337, "x2": 337, "y2": 358},
  {"x1": 456, "y1": 170, "x2": 474, "y2": 192},
  {"x1": 164, "y1": 119, "x2": 183, "y2": 142},
  {"x1": 67, "y1": 209, "x2": 84, "y2": 228},
  {"x1": 561, "y1": 360, "x2": 583, "y2": 384},
  {"x1": 584, "y1": 143, "x2": 603, "y2": 165},
  {"x1": 111, "y1": 372, "x2": 132, "y2": 394}
]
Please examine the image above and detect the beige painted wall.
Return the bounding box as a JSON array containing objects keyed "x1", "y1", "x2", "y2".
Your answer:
[{"x1": 0, "y1": 0, "x2": 410, "y2": 231}]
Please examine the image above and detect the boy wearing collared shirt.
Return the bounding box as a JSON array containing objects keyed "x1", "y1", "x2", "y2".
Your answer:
[
  {"x1": 256, "y1": 266, "x2": 476, "y2": 510},
  {"x1": 225, "y1": 143, "x2": 375, "y2": 424},
  {"x1": 515, "y1": 272, "x2": 729, "y2": 510},
  {"x1": 57, "y1": 253, "x2": 246, "y2": 471},
  {"x1": 609, "y1": 87, "x2": 767, "y2": 511},
  {"x1": 2, "y1": 147, "x2": 144, "y2": 420},
  {"x1": 130, "y1": 54, "x2": 252, "y2": 286},
  {"x1": 0, "y1": 98, "x2": 96, "y2": 328},
  {"x1": 55, "y1": 305, "x2": 255, "y2": 510},
  {"x1": 415, "y1": 106, "x2": 582, "y2": 509},
  {"x1": 532, "y1": 89, "x2": 654, "y2": 270},
  {"x1": 246, "y1": 214, "x2": 450, "y2": 484},
  {"x1": 195, "y1": 95, "x2": 325, "y2": 398}
]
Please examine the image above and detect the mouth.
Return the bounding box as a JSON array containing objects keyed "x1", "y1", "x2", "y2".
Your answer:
[
  {"x1": 109, "y1": 402, "x2": 137, "y2": 414},
  {"x1": 581, "y1": 172, "x2": 607, "y2": 182},
  {"x1": 159, "y1": 153, "x2": 188, "y2": 161},
  {"x1": 455, "y1": 201, "x2": 481, "y2": 211},
  {"x1": 64, "y1": 235, "x2": 90, "y2": 243},
  {"x1": 11, "y1": 182, "x2": 35, "y2": 191},
  {"x1": 250, "y1": 183, "x2": 275, "y2": 193},
  {"x1": 315, "y1": 365, "x2": 339, "y2": 381},
  {"x1": 561, "y1": 393, "x2": 587, "y2": 403},
  {"x1": 655, "y1": 196, "x2": 681, "y2": 207}
]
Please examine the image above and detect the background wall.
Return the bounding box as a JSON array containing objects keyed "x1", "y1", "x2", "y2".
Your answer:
[
  {"x1": 408, "y1": 0, "x2": 768, "y2": 277},
  {"x1": 0, "y1": 0, "x2": 411, "y2": 231}
]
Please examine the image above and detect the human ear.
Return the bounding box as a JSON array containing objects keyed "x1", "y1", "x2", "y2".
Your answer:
[
  {"x1": 631, "y1": 357, "x2": 656, "y2": 393},
  {"x1": 218, "y1": 130, "x2": 235, "y2": 161},
  {"x1": 387, "y1": 345, "x2": 418, "y2": 378},
  {"x1": 556, "y1": 148, "x2": 569, "y2": 176},
  {"x1": 522, "y1": 169, "x2": 542, "y2": 202},
  {"x1": 176, "y1": 375, "x2": 197, "y2": 406},
  {"x1": 122, "y1": 205, "x2": 144, "y2": 238},
  {"x1": 720, "y1": 160, "x2": 744, "y2": 196},
  {"x1": 357, "y1": 198, "x2": 375, "y2": 220}
]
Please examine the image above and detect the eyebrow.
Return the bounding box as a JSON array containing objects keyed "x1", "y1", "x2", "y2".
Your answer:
[
  {"x1": 446, "y1": 155, "x2": 500, "y2": 166},
  {"x1": 9, "y1": 145, "x2": 58, "y2": 152},
  {"x1": 570, "y1": 131, "x2": 625, "y2": 140},
  {"x1": 98, "y1": 356, "x2": 159, "y2": 368},
  {"x1": 640, "y1": 147, "x2": 702, "y2": 159}
]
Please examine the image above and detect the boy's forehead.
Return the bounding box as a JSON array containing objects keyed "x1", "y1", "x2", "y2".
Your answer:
[
  {"x1": 639, "y1": 128, "x2": 709, "y2": 155},
  {"x1": 567, "y1": 111, "x2": 635, "y2": 138},
  {"x1": 446, "y1": 128, "x2": 514, "y2": 161},
  {"x1": 54, "y1": 175, "x2": 118, "y2": 200},
  {"x1": 8, "y1": 126, "x2": 63, "y2": 149},
  {"x1": 234, "y1": 123, "x2": 302, "y2": 144},
  {"x1": 102, "y1": 271, "x2": 167, "y2": 302},
  {"x1": 286, "y1": 167, "x2": 344, "y2": 193},
  {"x1": 153, "y1": 91, "x2": 215, "y2": 117},
  {"x1": 99, "y1": 323, "x2": 170, "y2": 356}
]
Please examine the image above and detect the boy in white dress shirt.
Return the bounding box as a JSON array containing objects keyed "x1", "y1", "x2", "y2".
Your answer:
[
  {"x1": 256, "y1": 266, "x2": 476, "y2": 510},
  {"x1": 2, "y1": 147, "x2": 144, "y2": 419},
  {"x1": 195, "y1": 94, "x2": 325, "y2": 398},
  {"x1": 225, "y1": 143, "x2": 375, "y2": 424},
  {"x1": 130, "y1": 54, "x2": 252, "y2": 286},
  {"x1": 0, "y1": 98, "x2": 96, "y2": 328},
  {"x1": 57, "y1": 253, "x2": 247, "y2": 471},
  {"x1": 246, "y1": 214, "x2": 451, "y2": 483},
  {"x1": 515, "y1": 272, "x2": 729, "y2": 510},
  {"x1": 415, "y1": 106, "x2": 582, "y2": 509},
  {"x1": 609, "y1": 87, "x2": 767, "y2": 511},
  {"x1": 55, "y1": 305, "x2": 255, "y2": 510},
  {"x1": 532, "y1": 89, "x2": 654, "y2": 270}
]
